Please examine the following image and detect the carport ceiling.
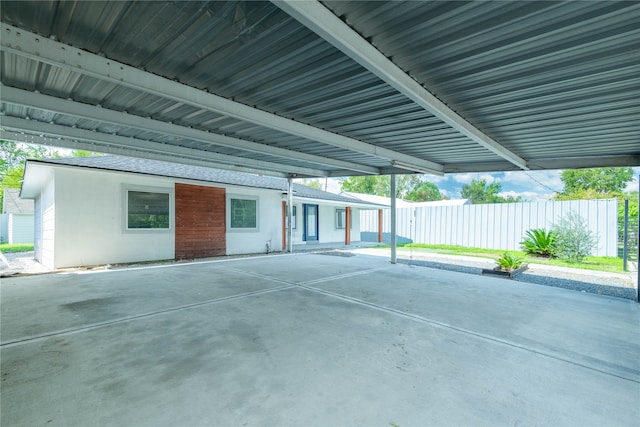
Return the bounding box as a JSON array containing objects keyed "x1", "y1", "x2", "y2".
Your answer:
[{"x1": 1, "y1": 1, "x2": 639, "y2": 178}]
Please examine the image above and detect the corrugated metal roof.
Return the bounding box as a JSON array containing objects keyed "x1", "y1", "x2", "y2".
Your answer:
[{"x1": 1, "y1": 1, "x2": 638, "y2": 177}]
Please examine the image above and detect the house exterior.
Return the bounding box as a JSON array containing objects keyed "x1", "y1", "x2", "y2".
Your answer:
[
  {"x1": 20, "y1": 156, "x2": 382, "y2": 269},
  {"x1": 1, "y1": 188, "x2": 35, "y2": 244}
]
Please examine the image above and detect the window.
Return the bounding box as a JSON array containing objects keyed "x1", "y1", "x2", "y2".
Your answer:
[
  {"x1": 335, "y1": 208, "x2": 353, "y2": 229},
  {"x1": 127, "y1": 191, "x2": 170, "y2": 229},
  {"x1": 230, "y1": 198, "x2": 257, "y2": 229},
  {"x1": 286, "y1": 205, "x2": 297, "y2": 230}
]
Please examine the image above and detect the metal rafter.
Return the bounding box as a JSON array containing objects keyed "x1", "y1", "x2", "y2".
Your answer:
[
  {"x1": 0, "y1": 23, "x2": 444, "y2": 175},
  {"x1": 1, "y1": 117, "x2": 328, "y2": 177},
  {"x1": 273, "y1": 0, "x2": 529, "y2": 170},
  {"x1": 1, "y1": 85, "x2": 379, "y2": 175}
]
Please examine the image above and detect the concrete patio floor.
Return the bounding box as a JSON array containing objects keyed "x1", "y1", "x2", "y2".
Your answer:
[{"x1": 1, "y1": 252, "x2": 638, "y2": 426}]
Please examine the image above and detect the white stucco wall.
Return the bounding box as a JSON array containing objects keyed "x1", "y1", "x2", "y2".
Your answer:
[
  {"x1": 290, "y1": 203, "x2": 362, "y2": 245},
  {"x1": 225, "y1": 187, "x2": 284, "y2": 255},
  {"x1": 30, "y1": 165, "x2": 368, "y2": 267},
  {"x1": 47, "y1": 167, "x2": 294, "y2": 266},
  {"x1": 53, "y1": 168, "x2": 175, "y2": 268},
  {"x1": 35, "y1": 176, "x2": 55, "y2": 269},
  {"x1": 318, "y1": 205, "x2": 361, "y2": 244}
]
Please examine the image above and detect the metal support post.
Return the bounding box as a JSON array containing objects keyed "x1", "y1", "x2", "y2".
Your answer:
[
  {"x1": 390, "y1": 174, "x2": 397, "y2": 264},
  {"x1": 287, "y1": 178, "x2": 293, "y2": 253}
]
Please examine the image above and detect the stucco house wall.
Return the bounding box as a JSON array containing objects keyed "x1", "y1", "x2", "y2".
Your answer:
[
  {"x1": 41, "y1": 167, "x2": 291, "y2": 268},
  {"x1": 22, "y1": 157, "x2": 380, "y2": 269},
  {"x1": 286, "y1": 202, "x2": 362, "y2": 246},
  {"x1": 52, "y1": 167, "x2": 176, "y2": 268}
]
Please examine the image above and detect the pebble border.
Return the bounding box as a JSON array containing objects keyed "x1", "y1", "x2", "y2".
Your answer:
[{"x1": 397, "y1": 257, "x2": 637, "y2": 301}]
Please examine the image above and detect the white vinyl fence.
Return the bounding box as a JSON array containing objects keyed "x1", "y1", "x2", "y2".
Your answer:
[
  {"x1": 361, "y1": 199, "x2": 618, "y2": 257},
  {"x1": 0, "y1": 214, "x2": 8, "y2": 243}
]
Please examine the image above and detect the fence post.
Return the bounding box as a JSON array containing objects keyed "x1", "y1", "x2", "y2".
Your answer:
[{"x1": 623, "y1": 199, "x2": 629, "y2": 272}]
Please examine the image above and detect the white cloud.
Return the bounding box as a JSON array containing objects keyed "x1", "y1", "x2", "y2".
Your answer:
[
  {"x1": 624, "y1": 168, "x2": 640, "y2": 193},
  {"x1": 325, "y1": 178, "x2": 342, "y2": 194},
  {"x1": 424, "y1": 174, "x2": 448, "y2": 184},
  {"x1": 450, "y1": 172, "x2": 497, "y2": 184},
  {"x1": 440, "y1": 188, "x2": 453, "y2": 198}
]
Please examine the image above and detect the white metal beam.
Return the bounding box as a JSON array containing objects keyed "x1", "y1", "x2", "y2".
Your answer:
[
  {"x1": 0, "y1": 23, "x2": 444, "y2": 175},
  {"x1": 2, "y1": 129, "x2": 288, "y2": 178},
  {"x1": 0, "y1": 117, "x2": 328, "y2": 177},
  {"x1": 273, "y1": 0, "x2": 529, "y2": 170},
  {"x1": 442, "y1": 155, "x2": 640, "y2": 173},
  {"x1": 3, "y1": 88, "x2": 376, "y2": 174},
  {"x1": 1, "y1": 85, "x2": 379, "y2": 175}
]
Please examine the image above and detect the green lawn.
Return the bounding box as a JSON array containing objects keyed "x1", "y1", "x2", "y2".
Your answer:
[
  {"x1": 0, "y1": 243, "x2": 34, "y2": 253},
  {"x1": 374, "y1": 243, "x2": 624, "y2": 273}
]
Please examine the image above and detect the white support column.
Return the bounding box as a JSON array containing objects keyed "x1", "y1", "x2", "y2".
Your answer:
[
  {"x1": 287, "y1": 178, "x2": 294, "y2": 253},
  {"x1": 390, "y1": 174, "x2": 397, "y2": 264}
]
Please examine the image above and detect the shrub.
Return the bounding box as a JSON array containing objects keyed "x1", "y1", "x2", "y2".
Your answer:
[
  {"x1": 496, "y1": 252, "x2": 524, "y2": 271},
  {"x1": 553, "y1": 211, "x2": 597, "y2": 263},
  {"x1": 521, "y1": 228, "x2": 557, "y2": 257}
]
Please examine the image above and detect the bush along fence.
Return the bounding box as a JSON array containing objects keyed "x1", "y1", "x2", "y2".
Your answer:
[{"x1": 360, "y1": 198, "x2": 618, "y2": 257}]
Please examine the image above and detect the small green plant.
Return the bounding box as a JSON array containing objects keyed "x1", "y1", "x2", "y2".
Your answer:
[
  {"x1": 521, "y1": 228, "x2": 557, "y2": 257},
  {"x1": 496, "y1": 252, "x2": 524, "y2": 271}
]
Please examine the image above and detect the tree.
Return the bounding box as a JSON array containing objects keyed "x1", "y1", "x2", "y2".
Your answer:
[
  {"x1": 558, "y1": 168, "x2": 633, "y2": 197},
  {"x1": 0, "y1": 142, "x2": 98, "y2": 207},
  {"x1": 405, "y1": 181, "x2": 443, "y2": 202},
  {"x1": 1, "y1": 142, "x2": 53, "y2": 208},
  {"x1": 555, "y1": 169, "x2": 636, "y2": 239},
  {"x1": 299, "y1": 179, "x2": 323, "y2": 190},
  {"x1": 340, "y1": 174, "x2": 442, "y2": 200},
  {"x1": 340, "y1": 176, "x2": 389, "y2": 196},
  {"x1": 460, "y1": 179, "x2": 521, "y2": 204}
]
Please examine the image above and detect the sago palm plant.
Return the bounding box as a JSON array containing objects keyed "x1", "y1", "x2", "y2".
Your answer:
[
  {"x1": 520, "y1": 228, "x2": 557, "y2": 258},
  {"x1": 496, "y1": 252, "x2": 524, "y2": 272}
]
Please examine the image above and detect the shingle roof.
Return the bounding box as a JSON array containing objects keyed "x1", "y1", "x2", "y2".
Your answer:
[
  {"x1": 30, "y1": 156, "x2": 381, "y2": 206},
  {"x1": 2, "y1": 188, "x2": 34, "y2": 214}
]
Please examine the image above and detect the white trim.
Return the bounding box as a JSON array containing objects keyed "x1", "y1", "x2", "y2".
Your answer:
[
  {"x1": 1, "y1": 86, "x2": 376, "y2": 176},
  {"x1": 122, "y1": 184, "x2": 174, "y2": 233},
  {"x1": 1, "y1": 116, "x2": 325, "y2": 178},
  {"x1": 286, "y1": 204, "x2": 298, "y2": 230},
  {"x1": 334, "y1": 208, "x2": 353, "y2": 230},
  {"x1": 227, "y1": 194, "x2": 260, "y2": 232}
]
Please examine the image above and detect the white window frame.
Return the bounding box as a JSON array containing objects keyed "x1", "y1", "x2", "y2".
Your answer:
[
  {"x1": 286, "y1": 205, "x2": 297, "y2": 230},
  {"x1": 122, "y1": 185, "x2": 173, "y2": 232},
  {"x1": 335, "y1": 208, "x2": 353, "y2": 230},
  {"x1": 227, "y1": 194, "x2": 259, "y2": 232}
]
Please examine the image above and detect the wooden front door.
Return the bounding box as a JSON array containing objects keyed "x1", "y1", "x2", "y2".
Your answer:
[{"x1": 175, "y1": 183, "x2": 226, "y2": 259}]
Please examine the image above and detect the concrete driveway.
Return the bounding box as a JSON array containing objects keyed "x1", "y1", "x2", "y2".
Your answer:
[{"x1": 1, "y1": 252, "x2": 638, "y2": 426}]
